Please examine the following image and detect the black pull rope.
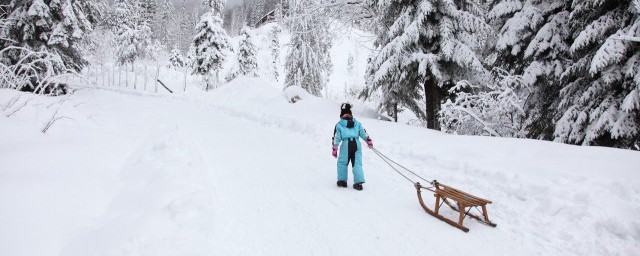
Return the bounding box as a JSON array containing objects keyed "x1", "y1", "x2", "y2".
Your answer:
[{"x1": 370, "y1": 147, "x2": 434, "y2": 185}]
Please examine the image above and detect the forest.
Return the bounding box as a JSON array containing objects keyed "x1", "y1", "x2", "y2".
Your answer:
[{"x1": 1, "y1": 0, "x2": 639, "y2": 150}]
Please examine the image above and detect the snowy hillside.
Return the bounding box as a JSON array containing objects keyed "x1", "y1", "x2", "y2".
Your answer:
[{"x1": 1, "y1": 77, "x2": 639, "y2": 256}]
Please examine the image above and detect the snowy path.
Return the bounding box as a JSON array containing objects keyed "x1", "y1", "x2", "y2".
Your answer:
[{"x1": 1, "y1": 83, "x2": 639, "y2": 256}]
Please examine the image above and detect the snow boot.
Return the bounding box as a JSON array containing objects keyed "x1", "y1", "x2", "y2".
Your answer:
[
  {"x1": 337, "y1": 180, "x2": 347, "y2": 188},
  {"x1": 353, "y1": 182, "x2": 363, "y2": 191}
]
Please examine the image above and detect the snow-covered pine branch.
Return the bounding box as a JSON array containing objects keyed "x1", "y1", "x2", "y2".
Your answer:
[{"x1": 553, "y1": 0, "x2": 640, "y2": 148}]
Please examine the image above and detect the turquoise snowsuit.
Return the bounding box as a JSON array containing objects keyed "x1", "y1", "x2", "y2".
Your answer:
[{"x1": 333, "y1": 118, "x2": 370, "y2": 184}]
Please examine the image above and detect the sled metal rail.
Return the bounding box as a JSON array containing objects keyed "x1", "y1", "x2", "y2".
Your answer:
[{"x1": 371, "y1": 148, "x2": 497, "y2": 232}]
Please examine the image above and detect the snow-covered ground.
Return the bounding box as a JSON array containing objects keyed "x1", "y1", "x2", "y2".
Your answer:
[{"x1": 1, "y1": 76, "x2": 639, "y2": 256}]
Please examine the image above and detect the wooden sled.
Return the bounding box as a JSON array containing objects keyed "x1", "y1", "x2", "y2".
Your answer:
[{"x1": 415, "y1": 181, "x2": 497, "y2": 232}]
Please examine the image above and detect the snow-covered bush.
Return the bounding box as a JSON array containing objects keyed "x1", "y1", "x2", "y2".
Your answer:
[
  {"x1": 0, "y1": 46, "x2": 73, "y2": 95},
  {"x1": 440, "y1": 69, "x2": 529, "y2": 137}
]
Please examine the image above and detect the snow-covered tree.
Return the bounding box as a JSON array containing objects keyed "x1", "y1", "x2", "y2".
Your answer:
[
  {"x1": 362, "y1": 0, "x2": 490, "y2": 129},
  {"x1": 190, "y1": 0, "x2": 230, "y2": 90},
  {"x1": 284, "y1": 0, "x2": 333, "y2": 97},
  {"x1": 176, "y1": 0, "x2": 194, "y2": 54},
  {"x1": 487, "y1": 0, "x2": 571, "y2": 139},
  {"x1": 554, "y1": 0, "x2": 640, "y2": 148},
  {"x1": 155, "y1": 0, "x2": 175, "y2": 44},
  {"x1": 237, "y1": 26, "x2": 258, "y2": 76},
  {"x1": 169, "y1": 46, "x2": 185, "y2": 68},
  {"x1": 114, "y1": 0, "x2": 152, "y2": 66},
  {"x1": 1, "y1": 0, "x2": 99, "y2": 73},
  {"x1": 269, "y1": 24, "x2": 281, "y2": 81}
]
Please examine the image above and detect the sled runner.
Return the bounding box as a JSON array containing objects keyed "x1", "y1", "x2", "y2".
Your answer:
[
  {"x1": 415, "y1": 181, "x2": 496, "y2": 232},
  {"x1": 371, "y1": 148, "x2": 497, "y2": 232}
]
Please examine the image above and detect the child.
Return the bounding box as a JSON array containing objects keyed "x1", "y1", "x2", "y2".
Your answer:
[{"x1": 331, "y1": 103, "x2": 373, "y2": 190}]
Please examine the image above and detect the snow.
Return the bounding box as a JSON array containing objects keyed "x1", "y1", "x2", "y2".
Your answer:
[{"x1": 2, "y1": 76, "x2": 640, "y2": 255}]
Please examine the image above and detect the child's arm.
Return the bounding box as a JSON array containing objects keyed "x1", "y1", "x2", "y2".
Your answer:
[
  {"x1": 332, "y1": 125, "x2": 342, "y2": 146},
  {"x1": 358, "y1": 123, "x2": 370, "y2": 141},
  {"x1": 359, "y1": 123, "x2": 373, "y2": 148}
]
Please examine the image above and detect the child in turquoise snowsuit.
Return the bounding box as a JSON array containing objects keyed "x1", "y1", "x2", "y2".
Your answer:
[{"x1": 332, "y1": 103, "x2": 373, "y2": 191}]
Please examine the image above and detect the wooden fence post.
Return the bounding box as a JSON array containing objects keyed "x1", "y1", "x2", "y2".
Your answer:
[
  {"x1": 125, "y1": 64, "x2": 129, "y2": 88},
  {"x1": 155, "y1": 64, "x2": 160, "y2": 93},
  {"x1": 133, "y1": 62, "x2": 138, "y2": 90},
  {"x1": 118, "y1": 65, "x2": 122, "y2": 87},
  {"x1": 144, "y1": 64, "x2": 148, "y2": 91},
  {"x1": 183, "y1": 67, "x2": 188, "y2": 92}
]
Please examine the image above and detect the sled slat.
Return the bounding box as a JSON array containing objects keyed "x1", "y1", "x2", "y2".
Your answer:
[{"x1": 439, "y1": 183, "x2": 492, "y2": 204}]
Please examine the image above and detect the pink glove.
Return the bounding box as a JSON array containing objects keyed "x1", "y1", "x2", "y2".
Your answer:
[
  {"x1": 332, "y1": 146, "x2": 338, "y2": 158},
  {"x1": 366, "y1": 137, "x2": 373, "y2": 149}
]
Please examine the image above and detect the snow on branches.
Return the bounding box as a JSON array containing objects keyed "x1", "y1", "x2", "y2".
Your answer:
[
  {"x1": 237, "y1": 26, "x2": 258, "y2": 77},
  {"x1": 364, "y1": 0, "x2": 490, "y2": 126},
  {"x1": 440, "y1": 69, "x2": 529, "y2": 137},
  {"x1": 284, "y1": 0, "x2": 333, "y2": 97},
  {"x1": 190, "y1": 2, "x2": 230, "y2": 90}
]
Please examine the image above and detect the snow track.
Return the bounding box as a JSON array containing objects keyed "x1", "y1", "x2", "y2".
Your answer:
[{"x1": 1, "y1": 83, "x2": 639, "y2": 255}]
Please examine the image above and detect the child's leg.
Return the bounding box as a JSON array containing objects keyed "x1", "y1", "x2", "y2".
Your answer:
[
  {"x1": 337, "y1": 144, "x2": 349, "y2": 181},
  {"x1": 353, "y1": 148, "x2": 365, "y2": 183}
]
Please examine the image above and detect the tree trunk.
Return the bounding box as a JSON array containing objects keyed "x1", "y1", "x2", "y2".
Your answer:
[
  {"x1": 394, "y1": 102, "x2": 398, "y2": 123},
  {"x1": 424, "y1": 77, "x2": 440, "y2": 130}
]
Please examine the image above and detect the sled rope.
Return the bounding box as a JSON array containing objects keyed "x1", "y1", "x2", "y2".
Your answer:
[{"x1": 371, "y1": 148, "x2": 432, "y2": 185}]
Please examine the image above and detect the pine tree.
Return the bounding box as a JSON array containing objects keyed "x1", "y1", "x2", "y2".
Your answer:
[
  {"x1": 114, "y1": 0, "x2": 152, "y2": 66},
  {"x1": 487, "y1": 0, "x2": 572, "y2": 139},
  {"x1": 155, "y1": 0, "x2": 175, "y2": 43},
  {"x1": 284, "y1": 0, "x2": 333, "y2": 97},
  {"x1": 169, "y1": 46, "x2": 185, "y2": 69},
  {"x1": 1, "y1": 0, "x2": 99, "y2": 72},
  {"x1": 137, "y1": 0, "x2": 157, "y2": 26},
  {"x1": 363, "y1": 0, "x2": 490, "y2": 129},
  {"x1": 190, "y1": 0, "x2": 230, "y2": 90},
  {"x1": 554, "y1": 0, "x2": 640, "y2": 148},
  {"x1": 177, "y1": 0, "x2": 191, "y2": 54},
  {"x1": 269, "y1": 24, "x2": 281, "y2": 81},
  {"x1": 237, "y1": 26, "x2": 258, "y2": 76}
]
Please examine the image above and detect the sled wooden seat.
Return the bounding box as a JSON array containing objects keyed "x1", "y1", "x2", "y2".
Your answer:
[{"x1": 415, "y1": 181, "x2": 496, "y2": 232}]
